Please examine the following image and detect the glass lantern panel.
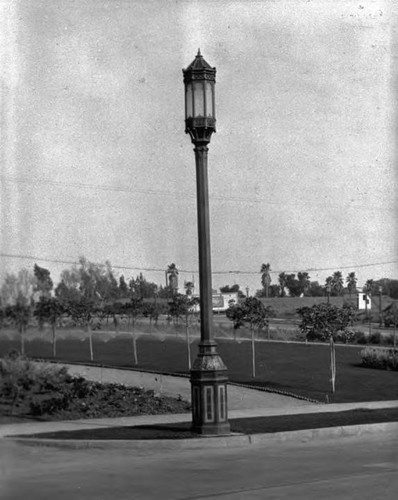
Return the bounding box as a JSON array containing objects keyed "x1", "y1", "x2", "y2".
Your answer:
[
  {"x1": 205, "y1": 81, "x2": 214, "y2": 117},
  {"x1": 193, "y1": 81, "x2": 205, "y2": 117},
  {"x1": 186, "y1": 83, "x2": 193, "y2": 119}
]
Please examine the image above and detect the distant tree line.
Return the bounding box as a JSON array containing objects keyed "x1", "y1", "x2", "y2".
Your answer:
[
  {"x1": 254, "y1": 264, "x2": 398, "y2": 299},
  {"x1": 0, "y1": 258, "x2": 197, "y2": 358},
  {"x1": 1, "y1": 257, "x2": 398, "y2": 363},
  {"x1": 1, "y1": 258, "x2": 398, "y2": 348}
]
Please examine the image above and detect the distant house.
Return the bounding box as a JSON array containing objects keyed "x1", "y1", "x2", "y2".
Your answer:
[
  {"x1": 191, "y1": 292, "x2": 238, "y2": 313},
  {"x1": 357, "y1": 292, "x2": 371, "y2": 311}
]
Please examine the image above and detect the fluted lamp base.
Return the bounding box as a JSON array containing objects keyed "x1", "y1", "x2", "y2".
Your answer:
[{"x1": 190, "y1": 343, "x2": 230, "y2": 435}]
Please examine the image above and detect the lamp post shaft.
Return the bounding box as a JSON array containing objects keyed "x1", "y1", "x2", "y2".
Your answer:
[
  {"x1": 194, "y1": 145, "x2": 214, "y2": 346},
  {"x1": 189, "y1": 142, "x2": 230, "y2": 435}
]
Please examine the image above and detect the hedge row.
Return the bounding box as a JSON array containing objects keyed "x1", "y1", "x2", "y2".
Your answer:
[
  {"x1": 345, "y1": 331, "x2": 397, "y2": 346},
  {"x1": 360, "y1": 347, "x2": 398, "y2": 371},
  {"x1": 267, "y1": 328, "x2": 397, "y2": 346}
]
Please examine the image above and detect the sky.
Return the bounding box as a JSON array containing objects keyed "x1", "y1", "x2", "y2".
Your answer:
[{"x1": 0, "y1": 0, "x2": 397, "y2": 295}]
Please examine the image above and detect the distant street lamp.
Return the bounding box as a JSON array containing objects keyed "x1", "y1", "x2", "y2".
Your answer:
[
  {"x1": 246, "y1": 286, "x2": 250, "y2": 298},
  {"x1": 378, "y1": 285, "x2": 383, "y2": 328},
  {"x1": 183, "y1": 50, "x2": 230, "y2": 435}
]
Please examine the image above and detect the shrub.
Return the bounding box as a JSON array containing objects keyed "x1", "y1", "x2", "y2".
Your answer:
[
  {"x1": 0, "y1": 352, "x2": 40, "y2": 397},
  {"x1": 368, "y1": 332, "x2": 382, "y2": 345},
  {"x1": 338, "y1": 329, "x2": 357, "y2": 344},
  {"x1": 360, "y1": 347, "x2": 398, "y2": 371},
  {"x1": 29, "y1": 377, "x2": 99, "y2": 416},
  {"x1": 0, "y1": 352, "x2": 73, "y2": 411},
  {"x1": 380, "y1": 334, "x2": 395, "y2": 347},
  {"x1": 352, "y1": 331, "x2": 367, "y2": 345},
  {"x1": 30, "y1": 394, "x2": 71, "y2": 416},
  {"x1": 305, "y1": 331, "x2": 325, "y2": 342},
  {"x1": 36, "y1": 364, "x2": 71, "y2": 391},
  {"x1": 69, "y1": 376, "x2": 96, "y2": 398}
]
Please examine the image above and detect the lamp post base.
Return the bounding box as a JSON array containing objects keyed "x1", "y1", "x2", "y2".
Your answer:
[{"x1": 190, "y1": 341, "x2": 230, "y2": 435}]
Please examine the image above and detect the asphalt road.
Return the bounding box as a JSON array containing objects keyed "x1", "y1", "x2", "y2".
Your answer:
[{"x1": 1, "y1": 432, "x2": 397, "y2": 500}]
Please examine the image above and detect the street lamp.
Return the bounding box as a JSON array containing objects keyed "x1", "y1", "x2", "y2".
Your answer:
[
  {"x1": 183, "y1": 50, "x2": 230, "y2": 435},
  {"x1": 378, "y1": 285, "x2": 383, "y2": 328}
]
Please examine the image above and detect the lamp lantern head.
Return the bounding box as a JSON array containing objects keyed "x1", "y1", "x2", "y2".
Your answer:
[{"x1": 183, "y1": 49, "x2": 216, "y2": 144}]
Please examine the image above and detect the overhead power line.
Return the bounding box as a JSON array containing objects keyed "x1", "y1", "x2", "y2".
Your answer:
[
  {"x1": 0, "y1": 176, "x2": 187, "y2": 199},
  {"x1": 1, "y1": 252, "x2": 397, "y2": 276},
  {"x1": 0, "y1": 253, "x2": 167, "y2": 273},
  {"x1": 0, "y1": 175, "x2": 393, "y2": 211}
]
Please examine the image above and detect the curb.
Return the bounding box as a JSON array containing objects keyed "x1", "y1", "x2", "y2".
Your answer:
[
  {"x1": 6, "y1": 421, "x2": 398, "y2": 451},
  {"x1": 229, "y1": 381, "x2": 321, "y2": 404}
]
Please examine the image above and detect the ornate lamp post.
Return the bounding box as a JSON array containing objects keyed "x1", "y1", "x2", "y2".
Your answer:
[{"x1": 183, "y1": 50, "x2": 230, "y2": 435}]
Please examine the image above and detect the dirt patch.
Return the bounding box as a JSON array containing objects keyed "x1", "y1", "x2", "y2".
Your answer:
[
  {"x1": 0, "y1": 356, "x2": 191, "y2": 424},
  {"x1": 0, "y1": 382, "x2": 191, "y2": 423}
]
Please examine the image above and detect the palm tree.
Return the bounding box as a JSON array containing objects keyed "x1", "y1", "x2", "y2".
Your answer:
[
  {"x1": 260, "y1": 263, "x2": 271, "y2": 297},
  {"x1": 278, "y1": 272, "x2": 287, "y2": 297},
  {"x1": 325, "y1": 276, "x2": 333, "y2": 285},
  {"x1": 332, "y1": 271, "x2": 344, "y2": 296},
  {"x1": 364, "y1": 279, "x2": 374, "y2": 296},
  {"x1": 346, "y1": 272, "x2": 357, "y2": 298},
  {"x1": 297, "y1": 272, "x2": 310, "y2": 296}
]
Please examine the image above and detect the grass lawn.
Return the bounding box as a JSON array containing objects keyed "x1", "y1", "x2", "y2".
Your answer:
[
  {"x1": 22, "y1": 407, "x2": 398, "y2": 440},
  {"x1": 1, "y1": 334, "x2": 397, "y2": 404}
]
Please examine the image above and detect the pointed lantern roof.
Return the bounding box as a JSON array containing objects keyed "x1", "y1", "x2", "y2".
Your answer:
[{"x1": 183, "y1": 49, "x2": 216, "y2": 83}]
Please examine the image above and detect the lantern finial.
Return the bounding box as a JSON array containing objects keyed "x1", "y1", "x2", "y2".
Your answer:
[{"x1": 197, "y1": 48, "x2": 201, "y2": 57}]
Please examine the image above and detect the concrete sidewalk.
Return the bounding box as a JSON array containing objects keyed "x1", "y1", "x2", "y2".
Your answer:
[
  {"x1": 3, "y1": 412, "x2": 398, "y2": 452},
  {"x1": 55, "y1": 362, "x2": 316, "y2": 411},
  {"x1": 0, "y1": 394, "x2": 398, "y2": 438},
  {"x1": 1, "y1": 399, "x2": 397, "y2": 439}
]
